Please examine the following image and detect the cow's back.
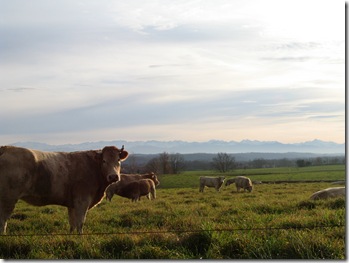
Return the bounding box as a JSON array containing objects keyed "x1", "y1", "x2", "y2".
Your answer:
[
  {"x1": 0, "y1": 146, "x2": 38, "y2": 198},
  {"x1": 0, "y1": 146, "x2": 102, "y2": 207},
  {"x1": 311, "y1": 187, "x2": 345, "y2": 200},
  {"x1": 121, "y1": 172, "x2": 160, "y2": 186},
  {"x1": 139, "y1": 179, "x2": 155, "y2": 194}
]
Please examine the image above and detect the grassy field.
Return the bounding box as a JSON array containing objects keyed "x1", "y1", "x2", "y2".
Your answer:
[
  {"x1": 0, "y1": 165, "x2": 345, "y2": 259},
  {"x1": 158, "y1": 165, "x2": 345, "y2": 188}
]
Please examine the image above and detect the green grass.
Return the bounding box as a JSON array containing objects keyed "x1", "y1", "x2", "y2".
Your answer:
[
  {"x1": 158, "y1": 165, "x2": 345, "y2": 188},
  {"x1": 0, "y1": 165, "x2": 345, "y2": 259}
]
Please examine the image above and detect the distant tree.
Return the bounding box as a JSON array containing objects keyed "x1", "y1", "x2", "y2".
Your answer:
[
  {"x1": 123, "y1": 155, "x2": 139, "y2": 173},
  {"x1": 212, "y1": 152, "x2": 235, "y2": 173},
  {"x1": 250, "y1": 158, "x2": 268, "y2": 169},
  {"x1": 314, "y1": 157, "x2": 323, "y2": 166},
  {"x1": 145, "y1": 158, "x2": 160, "y2": 174},
  {"x1": 158, "y1": 152, "x2": 172, "y2": 174},
  {"x1": 146, "y1": 152, "x2": 183, "y2": 174},
  {"x1": 296, "y1": 159, "x2": 311, "y2": 167},
  {"x1": 296, "y1": 159, "x2": 305, "y2": 167},
  {"x1": 170, "y1": 153, "x2": 186, "y2": 174}
]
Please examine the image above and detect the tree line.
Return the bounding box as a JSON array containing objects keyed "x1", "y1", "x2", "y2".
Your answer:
[{"x1": 122, "y1": 152, "x2": 345, "y2": 174}]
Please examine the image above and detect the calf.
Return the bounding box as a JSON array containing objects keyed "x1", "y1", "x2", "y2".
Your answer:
[
  {"x1": 106, "y1": 179, "x2": 156, "y2": 202},
  {"x1": 226, "y1": 176, "x2": 253, "y2": 192},
  {"x1": 310, "y1": 187, "x2": 345, "y2": 200},
  {"x1": 199, "y1": 176, "x2": 225, "y2": 192}
]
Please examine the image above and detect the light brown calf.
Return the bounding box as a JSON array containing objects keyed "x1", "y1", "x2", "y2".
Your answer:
[{"x1": 106, "y1": 179, "x2": 156, "y2": 202}]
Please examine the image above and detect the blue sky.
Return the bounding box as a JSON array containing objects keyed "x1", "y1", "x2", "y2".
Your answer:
[{"x1": 0, "y1": 0, "x2": 345, "y2": 145}]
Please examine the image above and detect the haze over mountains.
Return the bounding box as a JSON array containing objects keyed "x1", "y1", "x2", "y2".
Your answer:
[{"x1": 11, "y1": 139, "x2": 344, "y2": 155}]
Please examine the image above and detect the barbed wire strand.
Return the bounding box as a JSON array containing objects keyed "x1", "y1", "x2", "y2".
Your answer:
[{"x1": 0, "y1": 223, "x2": 344, "y2": 237}]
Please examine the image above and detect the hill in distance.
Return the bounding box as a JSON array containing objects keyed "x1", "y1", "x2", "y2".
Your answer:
[{"x1": 11, "y1": 139, "x2": 344, "y2": 155}]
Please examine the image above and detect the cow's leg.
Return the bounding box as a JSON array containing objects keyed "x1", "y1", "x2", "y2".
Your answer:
[
  {"x1": 68, "y1": 204, "x2": 89, "y2": 234},
  {"x1": 68, "y1": 207, "x2": 77, "y2": 233},
  {"x1": 199, "y1": 184, "x2": 204, "y2": 192},
  {"x1": 0, "y1": 198, "x2": 17, "y2": 234},
  {"x1": 151, "y1": 188, "x2": 156, "y2": 199}
]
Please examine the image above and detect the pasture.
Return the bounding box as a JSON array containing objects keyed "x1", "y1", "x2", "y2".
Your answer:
[{"x1": 0, "y1": 165, "x2": 345, "y2": 259}]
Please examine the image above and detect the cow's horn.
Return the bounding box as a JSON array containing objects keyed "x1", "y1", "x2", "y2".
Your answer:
[{"x1": 120, "y1": 145, "x2": 124, "y2": 152}]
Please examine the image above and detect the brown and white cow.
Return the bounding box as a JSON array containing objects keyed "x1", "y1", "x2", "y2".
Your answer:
[
  {"x1": 225, "y1": 176, "x2": 253, "y2": 192},
  {"x1": 310, "y1": 187, "x2": 345, "y2": 200},
  {"x1": 0, "y1": 145, "x2": 128, "y2": 234},
  {"x1": 106, "y1": 179, "x2": 156, "y2": 202},
  {"x1": 199, "y1": 176, "x2": 225, "y2": 192}
]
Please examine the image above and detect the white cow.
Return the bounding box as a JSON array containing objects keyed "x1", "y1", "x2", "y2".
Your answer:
[
  {"x1": 225, "y1": 176, "x2": 253, "y2": 192},
  {"x1": 310, "y1": 187, "x2": 345, "y2": 200},
  {"x1": 199, "y1": 176, "x2": 225, "y2": 192}
]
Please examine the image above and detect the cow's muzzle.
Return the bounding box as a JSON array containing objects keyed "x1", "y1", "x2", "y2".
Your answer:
[{"x1": 107, "y1": 174, "x2": 119, "y2": 183}]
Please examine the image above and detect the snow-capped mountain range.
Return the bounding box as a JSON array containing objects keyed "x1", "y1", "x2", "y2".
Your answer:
[{"x1": 10, "y1": 139, "x2": 345, "y2": 154}]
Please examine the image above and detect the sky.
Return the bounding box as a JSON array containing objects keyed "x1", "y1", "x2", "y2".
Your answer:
[{"x1": 0, "y1": 0, "x2": 345, "y2": 145}]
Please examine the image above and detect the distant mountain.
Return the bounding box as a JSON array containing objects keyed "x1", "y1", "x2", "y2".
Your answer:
[{"x1": 10, "y1": 139, "x2": 345, "y2": 155}]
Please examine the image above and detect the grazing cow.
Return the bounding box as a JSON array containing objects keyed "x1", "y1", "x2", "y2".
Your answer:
[
  {"x1": 120, "y1": 172, "x2": 160, "y2": 186},
  {"x1": 226, "y1": 176, "x2": 253, "y2": 192},
  {"x1": 199, "y1": 176, "x2": 225, "y2": 192},
  {"x1": 106, "y1": 179, "x2": 156, "y2": 202},
  {"x1": 310, "y1": 187, "x2": 345, "y2": 200},
  {"x1": 0, "y1": 145, "x2": 129, "y2": 234}
]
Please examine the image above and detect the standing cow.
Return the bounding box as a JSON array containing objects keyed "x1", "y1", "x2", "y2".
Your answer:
[
  {"x1": 225, "y1": 176, "x2": 253, "y2": 192},
  {"x1": 0, "y1": 145, "x2": 128, "y2": 234},
  {"x1": 199, "y1": 176, "x2": 225, "y2": 192},
  {"x1": 106, "y1": 179, "x2": 156, "y2": 202}
]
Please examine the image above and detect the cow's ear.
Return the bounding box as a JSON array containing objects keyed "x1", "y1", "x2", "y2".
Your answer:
[{"x1": 119, "y1": 150, "x2": 129, "y2": 161}]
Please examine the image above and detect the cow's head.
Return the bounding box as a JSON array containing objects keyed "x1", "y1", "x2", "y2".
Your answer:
[
  {"x1": 101, "y1": 145, "x2": 129, "y2": 183},
  {"x1": 225, "y1": 178, "x2": 234, "y2": 186},
  {"x1": 149, "y1": 172, "x2": 160, "y2": 186}
]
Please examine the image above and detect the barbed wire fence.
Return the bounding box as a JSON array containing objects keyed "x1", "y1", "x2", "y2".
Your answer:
[{"x1": 0, "y1": 223, "x2": 345, "y2": 237}]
